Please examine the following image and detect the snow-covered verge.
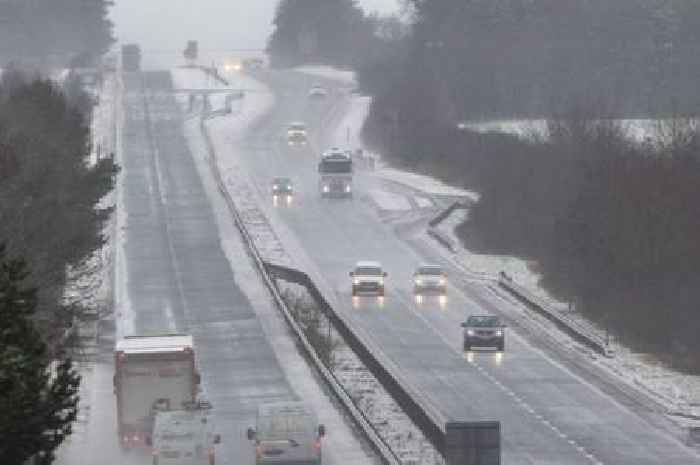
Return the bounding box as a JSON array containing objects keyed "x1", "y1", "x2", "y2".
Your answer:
[
  {"x1": 326, "y1": 91, "x2": 479, "y2": 200},
  {"x1": 64, "y1": 70, "x2": 119, "y2": 341},
  {"x1": 295, "y1": 65, "x2": 357, "y2": 86},
  {"x1": 333, "y1": 344, "x2": 443, "y2": 465},
  {"x1": 434, "y1": 207, "x2": 700, "y2": 429}
]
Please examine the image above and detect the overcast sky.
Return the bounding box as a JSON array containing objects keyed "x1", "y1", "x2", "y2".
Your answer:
[{"x1": 111, "y1": 0, "x2": 400, "y2": 52}]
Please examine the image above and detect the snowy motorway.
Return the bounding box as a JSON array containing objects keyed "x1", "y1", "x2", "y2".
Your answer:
[
  {"x1": 57, "y1": 71, "x2": 374, "y2": 465},
  {"x1": 200, "y1": 69, "x2": 700, "y2": 465}
]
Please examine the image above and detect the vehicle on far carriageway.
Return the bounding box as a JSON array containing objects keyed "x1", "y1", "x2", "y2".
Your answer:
[
  {"x1": 413, "y1": 264, "x2": 448, "y2": 306},
  {"x1": 350, "y1": 261, "x2": 387, "y2": 297},
  {"x1": 318, "y1": 148, "x2": 352, "y2": 198},
  {"x1": 286, "y1": 122, "x2": 308, "y2": 146},
  {"x1": 462, "y1": 315, "x2": 506, "y2": 352},
  {"x1": 271, "y1": 177, "x2": 294, "y2": 206}
]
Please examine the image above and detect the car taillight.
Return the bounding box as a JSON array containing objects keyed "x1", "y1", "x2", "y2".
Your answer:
[
  {"x1": 314, "y1": 439, "x2": 322, "y2": 451},
  {"x1": 256, "y1": 446, "x2": 263, "y2": 460},
  {"x1": 208, "y1": 449, "x2": 215, "y2": 465}
]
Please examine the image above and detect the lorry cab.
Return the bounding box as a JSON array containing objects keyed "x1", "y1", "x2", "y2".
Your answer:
[
  {"x1": 318, "y1": 149, "x2": 353, "y2": 197},
  {"x1": 247, "y1": 402, "x2": 325, "y2": 465}
]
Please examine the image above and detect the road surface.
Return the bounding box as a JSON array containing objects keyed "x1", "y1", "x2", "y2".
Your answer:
[
  {"x1": 206, "y1": 69, "x2": 700, "y2": 465},
  {"x1": 57, "y1": 71, "x2": 373, "y2": 465}
]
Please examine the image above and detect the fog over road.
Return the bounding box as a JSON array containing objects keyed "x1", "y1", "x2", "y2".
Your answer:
[{"x1": 111, "y1": 0, "x2": 399, "y2": 53}]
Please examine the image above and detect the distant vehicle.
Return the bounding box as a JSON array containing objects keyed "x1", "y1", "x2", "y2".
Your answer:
[
  {"x1": 224, "y1": 61, "x2": 242, "y2": 72},
  {"x1": 242, "y1": 57, "x2": 265, "y2": 70},
  {"x1": 308, "y1": 84, "x2": 328, "y2": 99},
  {"x1": 287, "y1": 122, "x2": 308, "y2": 146},
  {"x1": 461, "y1": 315, "x2": 506, "y2": 351},
  {"x1": 114, "y1": 334, "x2": 200, "y2": 448},
  {"x1": 271, "y1": 177, "x2": 294, "y2": 206},
  {"x1": 350, "y1": 261, "x2": 387, "y2": 297},
  {"x1": 151, "y1": 401, "x2": 221, "y2": 465},
  {"x1": 271, "y1": 177, "x2": 294, "y2": 196},
  {"x1": 184, "y1": 40, "x2": 199, "y2": 62},
  {"x1": 413, "y1": 264, "x2": 447, "y2": 297},
  {"x1": 121, "y1": 44, "x2": 142, "y2": 72},
  {"x1": 247, "y1": 402, "x2": 326, "y2": 465},
  {"x1": 318, "y1": 148, "x2": 352, "y2": 198}
]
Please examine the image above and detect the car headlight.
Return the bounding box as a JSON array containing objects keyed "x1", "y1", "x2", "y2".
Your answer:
[
  {"x1": 273, "y1": 185, "x2": 279, "y2": 190},
  {"x1": 439, "y1": 278, "x2": 446, "y2": 285},
  {"x1": 466, "y1": 329, "x2": 475, "y2": 336},
  {"x1": 345, "y1": 185, "x2": 351, "y2": 192},
  {"x1": 353, "y1": 278, "x2": 360, "y2": 285},
  {"x1": 495, "y1": 330, "x2": 503, "y2": 337},
  {"x1": 323, "y1": 185, "x2": 330, "y2": 193},
  {"x1": 414, "y1": 278, "x2": 423, "y2": 285},
  {"x1": 378, "y1": 277, "x2": 384, "y2": 285}
]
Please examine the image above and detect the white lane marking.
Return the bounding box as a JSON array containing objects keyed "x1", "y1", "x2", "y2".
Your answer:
[{"x1": 391, "y1": 292, "x2": 601, "y2": 464}]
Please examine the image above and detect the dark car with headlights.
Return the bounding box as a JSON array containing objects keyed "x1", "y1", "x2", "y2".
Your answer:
[{"x1": 461, "y1": 315, "x2": 505, "y2": 351}]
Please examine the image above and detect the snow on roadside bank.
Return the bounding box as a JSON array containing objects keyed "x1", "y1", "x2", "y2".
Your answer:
[
  {"x1": 295, "y1": 65, "x2": 357, "y2": 85},
  {"x1": 436, "y1": 204, "x2": 700, "y2": 426},
  {"x1": 327, "y1": 90, "x2": 479, "y2": 199}
]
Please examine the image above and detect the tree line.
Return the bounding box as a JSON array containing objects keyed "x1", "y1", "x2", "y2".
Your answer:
[
  {"x1": 0, "y1": 72, "x2": 117, "y2": 463},
  {"x1": 269, "y1": 0, "x2": 700, "y2": 368},
  {"x1": 0, "y1": 0, "x2": 114, "y2": 68}
]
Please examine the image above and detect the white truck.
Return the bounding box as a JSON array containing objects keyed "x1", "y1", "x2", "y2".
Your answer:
[
  {"x1": 114, "y1": 334, "x2": 200, "y2": 448},
  {"x1": 318, "y1": 148, "x2": 353, "y2": 198},
  {"x1": 151, "y1": 401, "x2": 221, "y2": 465}
]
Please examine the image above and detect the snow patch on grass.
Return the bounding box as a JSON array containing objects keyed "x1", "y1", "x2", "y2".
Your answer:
[{"x1": 369, "y1": 189, "x2": 412, "y2": 211}]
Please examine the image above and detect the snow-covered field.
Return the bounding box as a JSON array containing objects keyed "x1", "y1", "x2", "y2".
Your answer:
[{"x1": 466, "y1": 118, "x2": 699, "y2": 144}]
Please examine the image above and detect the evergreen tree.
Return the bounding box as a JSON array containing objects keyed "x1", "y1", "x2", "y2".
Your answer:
[{"x1": 0, "y1": 244, "x2": 81, "y2": 465}]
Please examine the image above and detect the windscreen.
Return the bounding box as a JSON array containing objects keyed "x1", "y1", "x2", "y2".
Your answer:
[
  {"x1": 356, "y1": 267, "x2": 382, "y2": 276},
  {"x1": 467, "y1": 316, "x2": 500, "y2": 327},
  {"x1": 418, "y1": 267, "x2": 442, "y2": 275},
  {"x1": 319, "y1": 160, "x2": 352, "y2": 173}
]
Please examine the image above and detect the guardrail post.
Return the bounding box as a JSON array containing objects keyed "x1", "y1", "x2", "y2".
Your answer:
[{"x1": 445, "y1": 421, "x2": 500, "y2": 465}]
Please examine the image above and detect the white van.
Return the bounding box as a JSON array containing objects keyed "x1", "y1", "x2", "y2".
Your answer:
[{"x1": 247, "y1": 402, "x2": 326, "y2": 465}]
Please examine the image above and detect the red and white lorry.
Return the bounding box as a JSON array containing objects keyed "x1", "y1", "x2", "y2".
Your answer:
[{"x1": 114, "y1": 334, "x2": 200, "y2": 448}]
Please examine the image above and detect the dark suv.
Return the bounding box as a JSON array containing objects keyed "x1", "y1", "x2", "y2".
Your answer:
[{"x1": 461, "y1": 315, "x2": 505, "y2": 351}]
